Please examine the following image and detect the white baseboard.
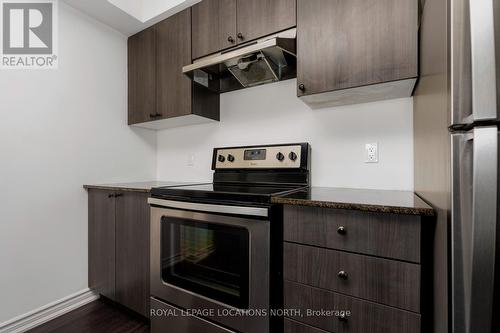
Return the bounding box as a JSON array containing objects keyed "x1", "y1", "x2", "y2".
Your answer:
[{"x1": 0, "y1": 289, "x2": 100, "y2": 333}]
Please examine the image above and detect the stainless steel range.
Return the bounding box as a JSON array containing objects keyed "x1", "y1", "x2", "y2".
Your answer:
[{"x1": 148, "y1": 143, "x2": 310, "y2": 333}]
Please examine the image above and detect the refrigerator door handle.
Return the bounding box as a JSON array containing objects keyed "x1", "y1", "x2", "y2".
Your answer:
[
  {"x1": 469, "y1": 127, "x2": 498, "y2": 332},
  {"x1": 452, "y1": 132, "x2": 474, "y2": 333},
  {"x1": 469, "y1": 0, "x2": 498, "y2": 121}
]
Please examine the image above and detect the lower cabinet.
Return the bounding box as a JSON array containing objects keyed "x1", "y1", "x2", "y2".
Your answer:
[
  {"x1": 284, "y1": 243, "x2": 421, "y2": 312},
  {"x1": 88, "y1": 189, "x2": 150, "y2": 317},
  {"x1": 284, "y1": 319, "x2": 329, "y2": 333},
  {"x1": 284, "y1": 281, "x2": 421, "y2": 333},
  {"x1": 115, "y1": 192, "x2": 150, "y2": 317},
  {"x1": 88, "y1": 189, "x2": 116, "y2": 300},
  {"x1": 283, "y1": 205, "x2": 427, "y2": 333}
]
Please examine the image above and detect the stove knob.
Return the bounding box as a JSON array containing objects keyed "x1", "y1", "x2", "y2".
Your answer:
[
  {"x1": 276, "y1": 152, "x2": 285, "y2": 161},
  {"x1": 227, "y1": 154, "x2": 235, "y2": 162},
  {"x1": 289, "y1": 152, "x2": 298, "y2": 161},
  {"x1": 218, "y1": 155, "x2": 226, "y2": 163}
]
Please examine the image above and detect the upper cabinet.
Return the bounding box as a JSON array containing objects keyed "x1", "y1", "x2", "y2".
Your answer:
[
  {"x1": 192, "y1": 0, "x2": 297, "y2": 59},
  {"x1": 129, "y1": 0, "x2": 419, "y2": 126},
  {"x1": 236, "y1": 0, "x2": 296, "y2": 44},
  {"x1": 192, "y1": 0, "x2": 237, "y2": 59},
  {"x1": 156, "y1": 10, "x2": 192, "y2": 120},
  {"x1": 297, "y1": 0, "x2": 419, "y2": 108},
  {"x1": 128, "y1": 9, "x2": 219, "y2": 130},
  {"x1": 128, "y1": 26, "x2": 156, "y2": 125}
]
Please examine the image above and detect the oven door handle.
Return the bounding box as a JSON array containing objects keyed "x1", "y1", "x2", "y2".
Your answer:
[{"x1": 147, "y1": 198, "x2": 269, "y2": 217}]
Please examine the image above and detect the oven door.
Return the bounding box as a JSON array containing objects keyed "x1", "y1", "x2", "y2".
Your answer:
[{"x1": 149, "y1": 199, "x2": 270, "y2": 333}]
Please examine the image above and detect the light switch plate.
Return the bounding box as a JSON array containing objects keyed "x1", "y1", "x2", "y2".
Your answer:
[{"x1": 365, "y1": 143, "x2": 378, "y2": 163}]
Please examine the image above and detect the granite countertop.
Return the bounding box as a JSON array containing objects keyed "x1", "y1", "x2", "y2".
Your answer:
[
  {"x1": 84, "y1": 182, "x2": 434, "y2": 216},
  {"x1": 83, "y1": 181, "x2": 195, "y2": 193},
  {"x1": 272, "y1": 187, "x2": 435, "y2": 216}
]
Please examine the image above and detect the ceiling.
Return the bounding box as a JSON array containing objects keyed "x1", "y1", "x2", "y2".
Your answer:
[{"x1": 62, "y1": 0, "x2": 200, "y2": 36}]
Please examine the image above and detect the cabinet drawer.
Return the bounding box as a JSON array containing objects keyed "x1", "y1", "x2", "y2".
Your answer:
[
  {"x1": 150, "y1": 298, "x2": 235, "y2": 333},
  {"x1": 285, "y1": 318, "x2": 329, "y2": 333},
  {"x1": 284, "y1": 206, "x2": 421, "y2": 262},
  {"x1": 284, "y1": 281, "x2": 421, "y2": 333},
  {"x1": 284, "y1": 243, "x2": 420, "y2": 312}
]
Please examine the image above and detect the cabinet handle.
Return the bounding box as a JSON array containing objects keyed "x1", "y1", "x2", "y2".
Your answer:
[
  {"x1": 228, "y1": 36, "x2": 235, "y2": 43},
  {"x1": 149, "y1": 113, "x2": 162, "y2": 119},
  {"x1": 114, "y1": 193, "x2": 123, "y2": 198},
  {"x1": 237, "y1": 32, "x2": 244, "y2": 40},
  {"x1": 337, "y1": 226, "x2": 346, "y2": 235},
  {"x1": 298, "y1": 84, "x2": 306, "y2": 91},
  {"x1": 108, "y1": 193, "x2": 114, "y2": 198},
  {"x1": 338, "y1": 270, "x2": 348, "y2": 280}
]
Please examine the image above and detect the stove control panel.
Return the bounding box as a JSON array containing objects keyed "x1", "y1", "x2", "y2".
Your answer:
[{"x1": 213, "y1": 143, "x2": 308, "y2": 169}]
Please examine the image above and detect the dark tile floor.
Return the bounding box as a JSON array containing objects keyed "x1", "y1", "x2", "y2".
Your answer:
[{"x1": 27, "y1": 299, "x2": 150, "y2": 333}]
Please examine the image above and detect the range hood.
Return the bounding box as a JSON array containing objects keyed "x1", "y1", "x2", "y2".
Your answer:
[{"x1": 182, "y1": 29, "x2": 297, "y2": 93}]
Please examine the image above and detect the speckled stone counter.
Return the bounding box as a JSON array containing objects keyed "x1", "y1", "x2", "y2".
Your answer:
[
  {"x1": 83, "y1": 181, "x2": 195, "y2": 193},
  {"x1": 272, "y1": 187, "x2": 434, "y2": 216}
]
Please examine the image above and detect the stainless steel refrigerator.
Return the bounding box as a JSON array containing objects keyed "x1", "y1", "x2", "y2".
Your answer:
[{"x1": 415, "y1": 0, "x2": 499, "y2": 332}]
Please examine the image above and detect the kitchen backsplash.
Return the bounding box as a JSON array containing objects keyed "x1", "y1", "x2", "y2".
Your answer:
[{"x1": 157, "y1": 79, "x2": 414, "y2": 191}]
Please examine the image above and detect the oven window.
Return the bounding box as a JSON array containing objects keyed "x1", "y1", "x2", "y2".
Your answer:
[{"x1": 160, "y1": 216, "x2": 250, "y2": 309}]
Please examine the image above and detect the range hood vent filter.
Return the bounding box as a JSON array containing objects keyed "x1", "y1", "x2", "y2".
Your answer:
[
  {"x1": 227, "y1": 52, "x2": 279, "y2": 88},
  {"x1": 182, "y1": 29, "x2": 296, "y2": 93}
]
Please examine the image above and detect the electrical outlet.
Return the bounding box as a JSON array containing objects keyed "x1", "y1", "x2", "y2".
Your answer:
[
  {"x1": 365, "y1": 143, "x2": 378, "y2": 163},
  {"x1": 187, "y1": 154, "x2": 195, "y2": 166}
]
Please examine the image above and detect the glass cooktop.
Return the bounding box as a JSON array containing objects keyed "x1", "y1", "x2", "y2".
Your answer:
[{"x1": 151, "y1": 183, "x2": 306, "y2": 205}]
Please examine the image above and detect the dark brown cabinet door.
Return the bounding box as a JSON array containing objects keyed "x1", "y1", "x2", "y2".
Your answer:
[
  {"x1": 192, "y1": 0, "x2": 237, "y2": 59},
  {"x1": 156, "y1": 9, "x2": 192, "y2": 119},
  {"x1": 236, "y1": 0, "x2": 296, "y2": 43},
  {"x1": 284, "y1": 243, "x2": 421, "y2": 312},
  {"x1": 115, "y1": 192, "x2": 150, "y2": 317},
  {"x1": 128, "y1": 26, "x2": 156, "y2": 125},
  {"x1": 297, "y1": 0, "x2": 418, "y2": 96},
  {"x1": 284, "y1": 281, "x2": 421, "y2": 333},
  {"x1": 219, "y1": 0, "x2": 238, "y2": 49},
  {"x1": 88, "y1": 189, "x2": 116, "y2": 300}
]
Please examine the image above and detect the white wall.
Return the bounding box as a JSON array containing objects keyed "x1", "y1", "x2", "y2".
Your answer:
[
  {"x1": 157, "y1": 79, "x2": 414, "y2": 190},
  {"x1": 0, "y1": 3, "x2": 156, "y2": 323}
]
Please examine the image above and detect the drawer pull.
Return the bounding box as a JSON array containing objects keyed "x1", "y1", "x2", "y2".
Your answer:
[
  {"x1": 338, "y1": 313, "x2": 348, "y2": 322},
  {"x1": 338, "y1": 270, "x2": 348, "y2": 280},
  {"x1": 337, "y1": 226, "x2": 347, "y2": 235}
]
